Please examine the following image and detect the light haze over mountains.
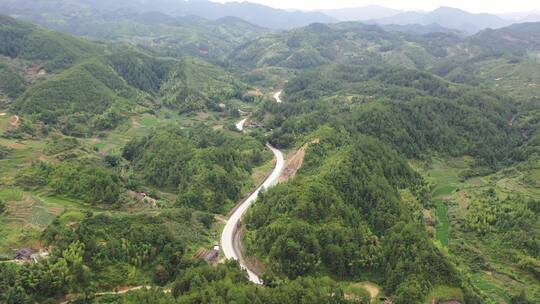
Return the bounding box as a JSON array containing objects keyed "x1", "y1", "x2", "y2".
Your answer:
[{"x1": 1, "y1": 0, "x2": 539, "y2": 33}]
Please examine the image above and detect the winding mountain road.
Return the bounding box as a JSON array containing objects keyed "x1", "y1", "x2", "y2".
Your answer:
[
  {"x1": 221, "y1": 144, "x2": 284, "y2": 284},
  {"x1": 221, "y1": 92, "x2": 285, "y2": 284}
]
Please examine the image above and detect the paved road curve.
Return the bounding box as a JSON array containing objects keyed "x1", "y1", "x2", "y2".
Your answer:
[
  {"x1": 220, "y1": 144, "x2": 284, "y2": 284},
  {"x1": 273, "y1": 90, "x2": 283, "y2": 103},
  {"x1": 235, "y1": 118, "x2": 247, "y2": 131}
]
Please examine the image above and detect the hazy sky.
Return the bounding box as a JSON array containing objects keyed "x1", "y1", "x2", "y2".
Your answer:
[{"x1": 211, "y1": 0, "x2": 540, "y2": 13}]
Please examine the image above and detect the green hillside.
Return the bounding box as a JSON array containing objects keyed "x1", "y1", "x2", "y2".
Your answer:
[
  {"x1": 231, "y1": 20, "x2": 540, "y2": 100},
  {"x1": 245, "y1": 129, "x2": 473, "y2": 303},
  {"x1": 230, "y1": 23, "x2": 402, "y2": 69},
  {"x1": 0, "y1": 8, "x2": 539, "y2": 304},
  {"x1": 123, "y1": 125, "x2": 270, "y2": 213},
  {"x1": 13, "y1": 60, "x2": 136, "y2": 136},
  {"x1": 268, "y1": 62, "x2": 517, "y2": 165},
  {"x1": 160, "y1": 58, "x2": 250, "y2": 113},
  {"x1": 0, "y1": 16, "x2": 253, "y2": 137},
  {"x1": 4, "y1": 12, "x2": 268, "y2": 61},
  {"x1": 467, "y1": 22, "x2": 540, "y2": 56},
  {"x1": 0, "y1": 15, "x2": 103, "y2": 71}
]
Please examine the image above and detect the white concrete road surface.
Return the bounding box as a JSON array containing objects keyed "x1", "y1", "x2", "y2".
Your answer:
[
  {"x1": 273, "y1": 91, "x2": 283, "y2": 103},
  {"x1": 220, "y1": 144, "x2": 285, "y2": 284},
  {"x1": 235, "y1": 118, "x2": 247, "y2": 131}
]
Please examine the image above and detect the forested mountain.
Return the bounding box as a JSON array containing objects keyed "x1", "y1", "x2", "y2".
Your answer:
[
  {"x1": 123, "y1": 125, "x2": 269, "y2": 212},
  {"x1": 265, "y1": 62, "x2": 518, "y2": 165},
  {"x1": 230, "y1": 22, "x2": 403, "y2": 69},
  {"x1": 381, "y1": 23, "x2": 464, "y2": 35},
  {"x1": 0, "y1": 15, "x2": 104, "y2": 71},
  {"x1": 229, "y1": 19, "x2": 540, "y2": 98},
  {"x1": 7, "y1": 10, "x2": 269, "y2": 61},
  {"x1": 0, "y1": 0, "x2": 336, "y2": 30},
  {"x1": 0, "y1": 15, "x2": 254, "y2": 136},
  {"x1": 245, "y1": 128, "x2": 474, "y2": 303},
  {"x1": 467, "y1": 22, "x2": 540, "y2": 56},
  {"x1": 1, "y1": 4, "x2": 540, "y2": 304},
  {"x1": 320, "y1": 5, "x2": 401, "y2": 21},
  {"x1": 13, "y1": 59, "x2": 139, "y2": 136}
]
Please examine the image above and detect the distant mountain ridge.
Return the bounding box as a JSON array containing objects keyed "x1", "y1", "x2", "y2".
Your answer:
[
  {"x1": 320, "y1": 5, "x2": 401, "y2": 21},
  {"x1": 0, "y1": 0, "x2": 336, "y2": 30},
  {"x1": 380, "y1": 23, "x2": 465, "y2": 36},
  {"x1": 375, "y1": 6, "x2": 511, "y2": 34},
  {"x1": 1, "y1": 0, "x2": 538, "y2": 36}
]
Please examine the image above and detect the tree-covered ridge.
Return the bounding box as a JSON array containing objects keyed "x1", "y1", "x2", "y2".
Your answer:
[
  {"x1": 72, "y1": 14, "x2": 268, "y2": 61},
  {"x1": 1, "y1": 16, "x2": 255, "y2": 137},
  {"x1": 0, "y1": 15, "x2": 103, "y2": 71},
  {"x1": 12, "y1": 59, "x2": 138, "y2": 136},
  {"x1": 0, "y1": 209, "x2": 213, "y2": 302},
  {"x1": 1, "y1": 5, "x2": 269, "y2": 62},
  {"x1": 467, "y1": 22, "x2": 540, "y2": 57},
  {"x1": 244, "y1": 128, "x2": 472, "y2": 302},
  {"x1": 268, "y1": 62, "x2": 518, "y2": 166},
  {"x1": 229, "y1": 19, "x2": 540, "y2": 99},
  {"x1": 230, "y1": 22, "x2": 402, "y2": 69},
  {"x1": 123, "y1": 125, "x2": 269, "y2": 213},
  {"x1": 106, "y1": 50, "x2": 173, "y2": 93},
  {"x1": 16, "y1": 158, "x2": 122, "y2": 205},
  {"x1": 160, "y1": 58, "x2": 251, "y2": 113}
]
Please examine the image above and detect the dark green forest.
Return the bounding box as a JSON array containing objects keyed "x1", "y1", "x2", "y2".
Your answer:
[
  {"x1": 266, "y1": 63, "x2": 519, "y2": 167},
  {"x1": 244, "y1": 127, "x2": 473, "y2": 303},
  {"x1": 123, "y1": 125, "x2": 269, "y2": 213}
]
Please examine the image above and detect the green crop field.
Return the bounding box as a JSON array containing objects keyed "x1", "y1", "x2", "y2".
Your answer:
[{"x1": 434, "y1": 200, "x2": 449, "y2": 247}]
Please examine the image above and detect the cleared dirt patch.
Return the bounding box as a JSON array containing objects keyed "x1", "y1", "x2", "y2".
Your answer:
[
  {"x1": 9, "y1": 115, "x2": 20, "y2": 128},
  {"x1": 361, "y1": 283, "x2": 380, "y2": 299},
  {"x1": 247, "y1": 89, "x2": 263, "y2": 97},
  {"x1": 25, "y1": 65, "x2": 47, "y2": 76},
  {"x1": 344, "y1": 282, "x2": 381, "y2": 302},
  {"x1": 279, "y1": 139, "x2": 319, "y2": 183},
  {"x1": 279, "y1": 148, "x2": 306, "y2": 182},
  {"x1": 196, "y1": 112, "x2": 209, "y2": 120}
]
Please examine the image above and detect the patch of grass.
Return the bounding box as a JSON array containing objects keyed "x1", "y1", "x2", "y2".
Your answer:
[
  {"x1": 0, "y1": 190, "x2": 95, "y2": 254},
  {"x1": 0, "y1": 188, "x2": 24, "y2": 201},
  {"x1": 37, "y1": 193, "x2": 88, "y2": 210},
  {"x1": 342, "y1": 281, "x2": 381, "y2": 304},
  {"x1": 470, "y1": 273, "x2": 510, "y2": 303},
  {"x1": 425, "y1": 285, "x2": 464, "y2": 303},
  {"x1": 432, "y1": 185, "x2": 456, "y2": 197},
  {"x1": 0, "y1": 220, "x2": 42, "y2": 257},
  {"x1": 57, "y1": 210, "x2": 86, "y2": 224},
  {"x1": 137, "y1": 115, "x2": 159, "y2": 127},
  {"x1": 434, "y1": 201, "x2": 449, "y2": 247},
  {"x1": 0, "y1": 113, "x2": 10, "y2": 133}
]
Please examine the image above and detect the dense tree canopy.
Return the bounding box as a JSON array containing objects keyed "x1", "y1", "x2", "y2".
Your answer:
[
  {"x1": 17, "y1": 160, "x2": 122, "y2": 205},
  {"x1": 123, "y1": 125, "x2": 269, "y2": 212},
  {"x1": 245, "y1": 127, "x2": 471, "y2": 302},
  {"x1": 264, "y1": 62, "x2": 518, "y2": 168}
]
